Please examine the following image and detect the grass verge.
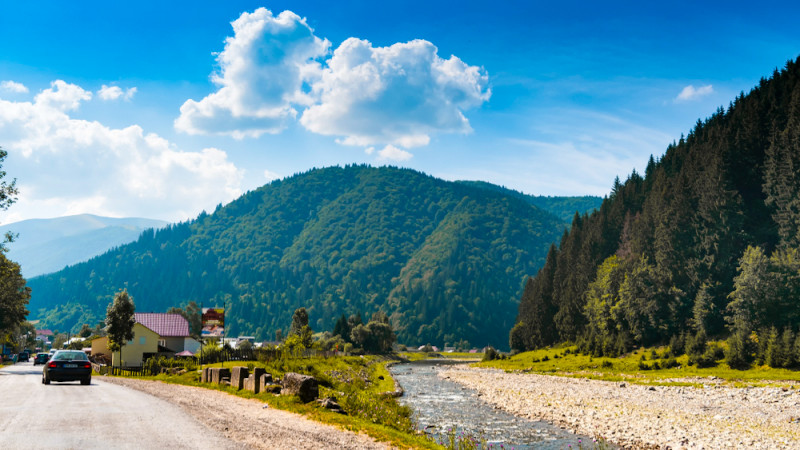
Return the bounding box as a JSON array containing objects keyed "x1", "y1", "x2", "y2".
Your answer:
[
  {"x1": 114, "y1": 355, "x2": 439, "y2": 449},
  {"x1": 477, "y1": 345, "x2": 800, "y2": 387}
]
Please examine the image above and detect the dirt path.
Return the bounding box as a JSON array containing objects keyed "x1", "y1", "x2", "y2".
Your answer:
[
  {"x1": 102, "y1": 376, "x2": 388, "y2": 449},
  {"x1": 441, "y1": 366, "x2": 800, "y2": 449}
]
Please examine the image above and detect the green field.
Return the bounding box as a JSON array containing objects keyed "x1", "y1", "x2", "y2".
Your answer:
[{"x1": 479, "y1": 345, "x2": 800, "y2": 387}]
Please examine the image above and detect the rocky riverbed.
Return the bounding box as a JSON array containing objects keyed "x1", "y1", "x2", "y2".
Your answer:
[{"x1": 440, "y1": 366, "x2": 800, "y2": 449}]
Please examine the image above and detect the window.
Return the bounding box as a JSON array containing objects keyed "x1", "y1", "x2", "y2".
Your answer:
[
  {"x1": 139, "y1": 336, "x2": 146, "y2": 345},
  {"x1": 158, "y1": 339, "x2": 166, "y2": 347}
]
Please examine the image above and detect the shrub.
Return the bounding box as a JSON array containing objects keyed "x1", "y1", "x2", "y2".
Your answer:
[
  {"x1": 661, "y1": 357, "x2": 679, "y2": 369},
  {"x1": 482, "y1": 346, "x2": 499, "y2": 362},
  {"x1": 600, "y1": 360, "x2": 613, "y2": 369},
  {"x1": 669, "y1": 333, "x2": 686, "y2": 357}
]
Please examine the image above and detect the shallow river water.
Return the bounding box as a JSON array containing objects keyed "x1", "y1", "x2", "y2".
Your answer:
[{"x1": 391, "y1": 359, "x2": 597, "y2": 449}]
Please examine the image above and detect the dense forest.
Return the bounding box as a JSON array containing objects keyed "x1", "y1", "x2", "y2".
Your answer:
[
  {"x1": 27, "y1": 165, "x2": 596, "y2": 348},
  {"x1": 456, "y1": 181, "x2": 602, "y2": 223},
  {"x1": 512, "y1": 56, "x2": 800, "y2": 365}
]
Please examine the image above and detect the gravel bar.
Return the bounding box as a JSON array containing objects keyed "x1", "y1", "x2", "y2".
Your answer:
[
  {"x1": 440, "y1": 366, "x2": 800, "y2": 449},
  {"x1": 102, "y1": 376, "x2": 388, "y2": 449}
]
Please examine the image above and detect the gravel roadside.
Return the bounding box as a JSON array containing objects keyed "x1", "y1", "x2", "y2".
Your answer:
[
  {"x1": 102, "y1": 376, "x2": 388, "y2": 449},
  {"x1": 440, "y1": 366, "x2": 800, "y2": 449}
]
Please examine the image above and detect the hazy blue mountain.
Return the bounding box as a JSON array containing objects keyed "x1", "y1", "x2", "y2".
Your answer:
[{"x1": 1, "y1": 214, "x2": 168, "y2": 277}]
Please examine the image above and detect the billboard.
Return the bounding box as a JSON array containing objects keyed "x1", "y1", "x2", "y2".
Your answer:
[{"x1": 201, "y1": 307, "x2": 225, "y2": 337}]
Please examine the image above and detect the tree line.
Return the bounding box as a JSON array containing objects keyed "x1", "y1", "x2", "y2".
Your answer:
[{"x1": 512, "y1": 56, "x2": 800, "y2": 369}]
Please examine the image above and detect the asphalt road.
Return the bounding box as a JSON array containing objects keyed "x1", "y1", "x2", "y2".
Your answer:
[{"x1": 0, "y1": 361, "x2": 240, "y2": 449}]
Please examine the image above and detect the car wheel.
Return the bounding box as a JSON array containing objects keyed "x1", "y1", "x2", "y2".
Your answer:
[
  {"x1": 81, "y1": 376, "x2": 91, "y2": 385},
  {"x1": 42, "y1": 374, "x2": 50, "y2": 385}
]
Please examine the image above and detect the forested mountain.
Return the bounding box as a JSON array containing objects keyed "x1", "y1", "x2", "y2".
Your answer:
[
  {"x1": 456, "y1": 180, "x2": 602, "y2": 223},
  {"x1": 0, "y1": 214, "x2": 168, "y2": 277},
  {"x1": 512, "y1": 56, "x2": 800, "y2": 357},
  {"x1": 27, "y1": 165, "x2": 569, "y2": 348}
]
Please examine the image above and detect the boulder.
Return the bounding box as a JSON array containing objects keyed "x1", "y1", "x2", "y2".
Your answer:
[
  {"x1": 316, "y1": 397, "x2": 346, "y2": 414},
  {"x1": 282, "y1": 372, "x2": 319, "y2": 402},
  {"x1": 264, "y1": 384, "x2": 282, "y2": 394}
]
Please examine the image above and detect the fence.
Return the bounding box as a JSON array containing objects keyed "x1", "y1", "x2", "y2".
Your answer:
[
  {"x1": 92, "y1": 348, "x2": 341, "y2": 377},
  {"x1": 198, "y1": 347, "x2": 338, "y2": 365}
]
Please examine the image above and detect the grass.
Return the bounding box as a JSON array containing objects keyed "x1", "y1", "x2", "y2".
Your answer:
[
  {"x1": 114, "y1": 354, "x2": 440, "y2": 449},
  {"x1": 478, "y1": 344, "x2": 800, "y2": 388}
]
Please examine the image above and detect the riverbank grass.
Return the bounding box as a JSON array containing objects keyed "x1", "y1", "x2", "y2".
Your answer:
[{"x1": 479, "y1": 345, "x2": 800, "y2": 387}]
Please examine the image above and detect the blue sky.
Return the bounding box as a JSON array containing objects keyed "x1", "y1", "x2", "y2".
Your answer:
[{"x1": 1, "y1": 1, "x2": 799, "y2": 224}]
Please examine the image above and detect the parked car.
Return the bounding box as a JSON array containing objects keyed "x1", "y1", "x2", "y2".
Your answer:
[
  {"x1": 42, "y1": 350, "x2": 92, "y2": 385},
  {"x1": 18, "y1": 351, "x2": 29, "y2": 362},
  {"x1": 33, "y1": 353, "x2": 50, "y2": 365}
]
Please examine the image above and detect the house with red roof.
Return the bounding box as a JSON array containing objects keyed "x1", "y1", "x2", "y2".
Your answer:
[
  {"x1": 134, "y1": 313, "x2": 200, "y2": 355},
  {"x1": 91, "y1": 313, "x2": 200, "y2": 367}
]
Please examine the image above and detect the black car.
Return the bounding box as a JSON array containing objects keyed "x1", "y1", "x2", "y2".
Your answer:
[
  {"x1": 18, "y1": 351, "x2": 29, "y2": 362},
  {"x1": 33, "y1": 353, "x2": 50, "y2": 365},
  {"x1": 42, "y1": 350, "x2": 92, "y2": 385}
]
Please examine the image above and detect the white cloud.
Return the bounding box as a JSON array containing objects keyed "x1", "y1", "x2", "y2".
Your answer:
[
  {"x1": 263, "y1": 169, "x2": 281, "y2": 181},
  {"x1": 98, "y1": 85, "x2": 137, "y2": 101},
  {"x1": 1, "y1": 80, "x2": 244, "y2": 223},
  {"x1": 175, "y1": 8, "x2": 330, "y2": 139},
  {"x1": 34, "y1": 80, "x2": 92, "y2": 111},
  {"x1": 300, "y1": 38, "x2": 490, "y2": 151},
  {"x1": 676, "y1": 84, "x2": 713, "y2": 101},
  {"x1": 376, "y1": 145, "x2": 413, "y2": 162},
  {"x1": 175, "y1": 8, "x2": 490, "y2": 157},
  {"x1": 1, "y1": 80, "x2": 28, "y2": 93}
]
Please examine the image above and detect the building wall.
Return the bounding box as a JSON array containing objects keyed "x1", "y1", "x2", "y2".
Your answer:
[
  {"x1": 105, "y1": 323, "x2": 159, "y2": 367},
  {"x1": 161, "y1": 336, "x2": 185, "y2": 352}
]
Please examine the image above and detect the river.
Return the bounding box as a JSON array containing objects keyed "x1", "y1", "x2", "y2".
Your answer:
[{"x1": 390, "y1": 359, "x2": 598, "y2": 449}]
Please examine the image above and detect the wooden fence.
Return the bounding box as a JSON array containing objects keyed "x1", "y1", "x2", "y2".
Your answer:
[{"x1": 92, "y1": 348, "x2": 341, "y2": 377}]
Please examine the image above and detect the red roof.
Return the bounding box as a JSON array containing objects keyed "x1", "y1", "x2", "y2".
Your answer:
[
  {"x1": 134, "y1": 313, "x2": 189, "y2": 337},
  {"x1": 36, "y1": 329, "x2": 54, "y2": 336}
]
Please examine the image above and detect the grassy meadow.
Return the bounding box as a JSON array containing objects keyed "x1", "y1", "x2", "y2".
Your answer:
[{"x1": 479, "y1": 344, "x2": 800, "y2": 387}]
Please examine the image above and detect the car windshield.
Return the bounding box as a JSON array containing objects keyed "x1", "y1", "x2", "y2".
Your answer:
[{"x1": 53, "y1": 351, "x2": 88, "y2": 361}]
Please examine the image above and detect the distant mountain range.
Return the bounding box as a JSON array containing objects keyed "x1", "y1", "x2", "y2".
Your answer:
[
  {"x1": 27, "y1": 166, "x2": 600, "y2": 347},
  {"x1": 1, "y1": 214, "x2": 168, "y2": 278}
]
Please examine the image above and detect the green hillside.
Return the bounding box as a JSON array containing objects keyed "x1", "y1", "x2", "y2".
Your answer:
[
  {"x1": 513, "y1": 56, "x2": 800, "y2": 360},
  {"x1": 456, "y1": 180, "x2": 603, "y2": 223},
  {"x1": 28, "y1": 165, "x2": 567, "y2": 348}
]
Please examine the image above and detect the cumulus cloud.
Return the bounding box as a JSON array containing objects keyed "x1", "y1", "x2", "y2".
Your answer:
[
  {"x1": 98, "y1": 84, "x2": 137, "y2": 101},
  {"x1": 34, "y1": 80, "x2": 92, "y2": 111},
  {"x1": 175, "y1": 8, "x2": 330, "y2": 139},
  {"x1": 676, "y1": 84, "x2": 713, "y2": 101},
  {"x1": 263, "y1": 169, "x2": 281, "y2": 181},
  {"x1": 1, "y1": 80, "x2": 28, "y2": 93},
  {"x1": 176, "y1": 8, "x2": 490, "y2": 156},
  {"x1": 376, "y1": 145, "x2": 413, "y2": 161},
  {"x1": 1, "y1": 80, "x2": 245, "y2": 222},
  {"x1": 300, "y1": 38, "x2": 490, "y2": 149}
]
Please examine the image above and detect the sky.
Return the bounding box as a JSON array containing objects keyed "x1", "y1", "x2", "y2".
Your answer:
[{"x1": 1, "y1": 1, "x2": 799, "y2": 225}]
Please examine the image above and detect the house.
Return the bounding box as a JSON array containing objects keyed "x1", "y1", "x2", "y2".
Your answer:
[
  {"x1": 92, "y1": 322, "x2": 159, "y2": 367},
  {"x1": 35, "y1": 329, "x2": 53, "y2": 347},
  {"x1": 134, "y1": 313, "x2": 200, "y2": 354},
  {"x1": 91, "y1": 313, "x2": 200, "y2": 367}
]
